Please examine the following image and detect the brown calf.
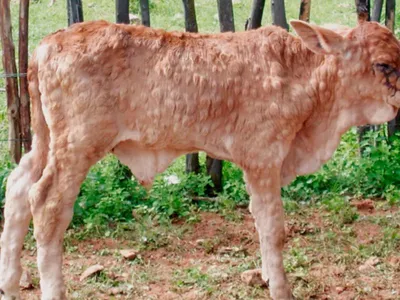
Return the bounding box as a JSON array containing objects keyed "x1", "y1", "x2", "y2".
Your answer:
[{"x1": 1, "y1": 19, "x2": 400, "y2": 300}]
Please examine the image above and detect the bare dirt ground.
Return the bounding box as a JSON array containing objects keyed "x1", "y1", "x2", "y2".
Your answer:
[{"x1": 15, "y1": 201, "x2": 400, "y2": 299}]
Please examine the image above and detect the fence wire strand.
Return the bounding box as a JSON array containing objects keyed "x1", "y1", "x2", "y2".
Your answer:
[
  {"x1": 0, "y1": 73, "x2": 27, "y2": 78},
  {"x1": 0, "y1": 139, "x2": 32, "y2": 143}
]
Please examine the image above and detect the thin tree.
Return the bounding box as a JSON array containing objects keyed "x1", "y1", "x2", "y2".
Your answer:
[
  {"x1": 299, "y1": 0, "x2": 311, "y2": 22},
  {"x1": 140, "y1": 0, "x2": 150, "y2": 27},
  {"x1": 182, "y1": 0, "x2": 201, "y2": 174},
  {"x1": 205, "y1": 0, "x2": 237, "y2": 194},
  {"x1": 355, "y1": 0, "x2": 371, "y2": 22},
  {"x1": 271, "y1": 0, "x2": 288, "y2": 30},
  {"x1": 355, "y1": 0, "x2": 373, "y2": 153},
  {"x1": 67, "y1": 0, "x2": 84, "y2": 26},
  {"x1": 116, "y1": 0, "x2": 130, "y2": 24},
  {"x1": 371, "y1": 0, "x2": 383, "y2": 22},
  {"x1": 246, "y1": 0, "x2": 266, "y2": 30},
  {"x1": 0, "y1": 0, "x2": 22, "y2": 163},
  {"x1": 386, "y1": 0, "x2": 398, "y2": 137},
  {"x1": 19, "y1": 0, "x2": 32, "y2": 153}
]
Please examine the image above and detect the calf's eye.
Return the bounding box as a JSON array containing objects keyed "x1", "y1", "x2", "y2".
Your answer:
[{"x1": 375, "y1": 63, "x2": 394, "y2": 74}]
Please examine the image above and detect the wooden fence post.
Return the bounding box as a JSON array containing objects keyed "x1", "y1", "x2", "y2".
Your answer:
[
  {"x1": 182, "y1": 0, "x2": 198, "y2": 33},
  {"x1": 182, "y1": 0, "x2": 200, "y2": 174},
  {"x1": 114, "y1": 0, "x2": 136, "y2": 179},
  {"x1": 0, "y1": 0, "x2": 22, "y2": 163},
  {"x1": 67, "y1": 0, "x2": 84, "y2": 26},
  {"x1": 246, "y1": 0, "x2": 266, "y2": 30},
  {"x1": 19, "y1": 0, "x2": 32, "y2": 153},
  {"x1": 385, "y1": 0, "x2": 395, "y2": 32},
  {"x1": 355, "y1": 0, "x2": 371, "y2": 22},
  {"x1": 140, "y1": 0, "x2": 150, "y2": 27},
  {"x1": 116, "y1": 0, "x2": 130, "y2": 24},
  {"x1": 217, "y1": 0, "x2": 235, "y2": 32},
  {"x1": 371, "y1": 0, "x2": 383, "y2": 22},
  {"x1": 271, "y1": 0, "x2": 288, "y2": 30},
  {"x1": 299, "y1": 0, "x2": 311, "y2": 22},
  {"x1": 207, "y1": 0, "x2": 236, "y2": 194},
  {"x1": 386, "y1": 0, "x2": 398, "y2": 138},
  {"x1": 206, "y1": 156, "x2": 223, "y2": 195},
  {"x1": 355, "y1": 0, "x2": 373, "y2": 153}
]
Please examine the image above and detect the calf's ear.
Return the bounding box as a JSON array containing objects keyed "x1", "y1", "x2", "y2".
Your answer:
[{"x1": 290, "y1": 20, "x2": 346, "y2": 55}]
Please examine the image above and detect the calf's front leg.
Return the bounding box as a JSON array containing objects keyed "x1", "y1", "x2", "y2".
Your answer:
[{"x1": 245, "y1": 172, "x2": 293, "y2": 300}]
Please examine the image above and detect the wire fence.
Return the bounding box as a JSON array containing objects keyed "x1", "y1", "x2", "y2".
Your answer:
[
  {"x1": 0, "y1": 73, "x2": 27, "y2": 93},
  {"x1": 0, "y1": 139, "x2": 31, "y2": 142},
  {"x1": 0, "y1": 73, "x2": 27, "y2": 78}
]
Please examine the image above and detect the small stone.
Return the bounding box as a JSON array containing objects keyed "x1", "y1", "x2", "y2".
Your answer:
[
  {"x1": 108, "y1": 287, "x2": 123, "y2": 295},
  {"x1": 120, "y1": 249, "x2": 138, "y2": 260},
  {"x1": 195, "y1": 239, "x2": 205, "y2": 246},
  {"x1": 241, "y1": 269, "x2": 268, "y2": 287},
  {"x1": 336, "y1": 286, "x2": 345, "y2": 294},
  {"x1": 365, "y1": 256, "x2": 380, "y2": 266},
  {"x1": 19, "y1": 270, "x2": 33, "y2": 289},
  {"x1": 165, "y1": 291, "x2": 180, "y2": 300},
  {"x1": 351, "y1": 199, "x2": 374, "y2": 212},
  {"x1": 218, "y1": 247, "x2": 234, "y2": 255},
  {"x1": 182, "y1": 289, "x2": 206, "y2": 299},
  {"x1": 108, "y1": 271, "x2": 118, "y2": 280},
  {"x1": 80, "y1": 264, "x2": 104, "y2": 281},
  {"x1": 217, "y1": 246, "x2": 246, "y2": 256},
  {"x1": 359, "y1": 257, "x2": 380, "y2": 272}
]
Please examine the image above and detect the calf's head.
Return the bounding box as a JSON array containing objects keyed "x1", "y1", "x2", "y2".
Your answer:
[{"x1": 291, "y1": 20, "x2": 400, "y2": 125}]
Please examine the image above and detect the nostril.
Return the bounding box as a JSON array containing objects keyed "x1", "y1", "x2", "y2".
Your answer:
[{"x1": 0, "y1": 288, "x2": 4, "y2": 295}]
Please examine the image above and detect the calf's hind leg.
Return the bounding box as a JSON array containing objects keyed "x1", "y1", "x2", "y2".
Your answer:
[
  {"x1": 0, "y1": 149, "x2": 47, "y2": 300},
  {"x1": 29, "y1": 146, "x2": 105, "y2": 300}
]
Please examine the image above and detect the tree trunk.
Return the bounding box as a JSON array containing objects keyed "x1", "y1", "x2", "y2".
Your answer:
[
  {"x1": 67, "y1": 0, "x2": 84, "y2": 26},
  {"x1": 299, "y1": 0, "x2": 311, "y2": 22},
  {"x1": 206, "y1": 156, "x2": 223, "y2": 196},
  {"x1": 371, "y1": 0, "x2": 383, "y2": 22},
  {"x1": 271, "y1": 0, "x2": 288, "y2": 30},
  {"x1": 246, "y1": 0, "x2": 266, "y2": 30},
  {"x1": 182, "y1": 0, "x2": 198, "y2": 33},
  {"x1": 0, "y1": 0, "x2": 22, "y2": 163},
  {"x1": 140, "y1": 0, "x2": 150, "y2": 27},
  {"x1": 217, "y1": 0, "x2": 235, "y2": 32},
  {"x1": 355, "y1": 0, "x2": 371, "y2": 22},
  {"x1": 182, "y1": 0, "x2": 200, "y2": 174},
  {"x1": 116, "y1": 0, "x2": 130, "y2": 24},
  {"x1": 207, "y1": 0, "x2": 236, "y2": 194},
  {"x1": 386, "y1": 0, "x2": 398, "y2": 138},
  {"x1": 186, "y1": 153, "x2": 200, "y2": 174},
  {"x1": 385, "y1": 0, "x2": 395, "y2": 32},
  {"x1": 355, "y1": 0, "x2": 372, "y2": 151},
  {"x1": 19, "y1": 0, "x2": 32, "y2": 153}
]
